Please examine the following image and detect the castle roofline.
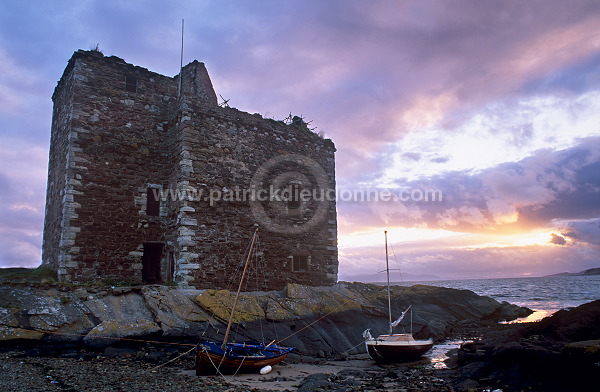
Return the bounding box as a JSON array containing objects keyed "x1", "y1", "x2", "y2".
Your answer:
[
  {"x1": 53, "y1": 49, "x2": 215, "y2": 104},
  {"x1": 50, "y1": 49, "x2": 333, "y2": 147}
]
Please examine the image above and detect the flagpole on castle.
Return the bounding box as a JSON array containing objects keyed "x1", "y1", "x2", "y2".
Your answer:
[{"x1": 178, "y1": 19, "x2": 184, "y2": 97}]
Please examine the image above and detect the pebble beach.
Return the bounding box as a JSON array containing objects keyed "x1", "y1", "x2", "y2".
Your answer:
[{"x1": 0, "y1": 349, "x2": 456, "y2": 392}]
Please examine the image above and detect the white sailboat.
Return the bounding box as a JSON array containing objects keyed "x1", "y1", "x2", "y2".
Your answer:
[{"x1": 363, "y1": 230, "x2": 433, "y2": 362}]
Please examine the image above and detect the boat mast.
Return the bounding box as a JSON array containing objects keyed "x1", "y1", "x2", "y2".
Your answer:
[
  {"x1": 222, "y1": 228, "x2": 259, "y2": 350},
  {"x1": 385, "y1": 230, "x2": 393, "y2": 335}
]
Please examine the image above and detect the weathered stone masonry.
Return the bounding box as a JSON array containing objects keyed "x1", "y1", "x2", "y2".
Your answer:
[{"x1": 42, "y1": 50, "x2": 338, "y2": 290}]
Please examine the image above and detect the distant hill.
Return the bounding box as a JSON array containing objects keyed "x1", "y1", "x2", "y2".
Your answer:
[
  {"x1": 339, "y1": 271, "x2": 442, "y2": 283},
  {"x1": 546, "y1": 267, "x2": 600, "y2": 277}
]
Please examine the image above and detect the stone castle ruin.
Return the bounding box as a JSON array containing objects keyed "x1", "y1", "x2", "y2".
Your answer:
[{"x1": 42, "y1": 50, "x2": 338, "y2": 289}]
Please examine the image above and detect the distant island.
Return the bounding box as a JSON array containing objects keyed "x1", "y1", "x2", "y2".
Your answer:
[
  {"x1": 340, "y1": 271, "x2": 442, "y2": 283},
  {"x1": 545, "y1": 267, "x2": 600, "y2": 277}
]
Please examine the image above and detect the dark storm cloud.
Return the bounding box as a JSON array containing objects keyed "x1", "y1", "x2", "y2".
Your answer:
[
  {"x1": 560, "y1": 218, "x2": 600, "y2": 248},
  {"x1": 550, "y1": 233, "x2": 567, "y2": 245}
]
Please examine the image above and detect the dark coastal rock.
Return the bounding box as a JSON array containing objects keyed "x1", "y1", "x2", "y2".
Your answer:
[
  {"x1": 453, "y1": 299, "x2": 600, "y2": 392},
  {"x1": 297, "y1": 373, "x2": 333, "y2": 391},
  {"x1": 0, "y1": 286, "x2": 95, "y2": 342},
  {"x1": 0, "y1": 282, "x2": 530, "y2": 357},
  {"x1": 83, "y1": 320, "x2": 162, "y2": 347},
  {"x1": 484, "y1": 300, "x2": 530, "y2": 321},
  {"x1": 454, "y1": 378, "x2": 480, "y2": 392},
  {"x1": 293, "y1": 365, "x2": 456, "y2": 392},
  {"x1": 141, "y1": 286, "x2": 211, "y2": 336}
]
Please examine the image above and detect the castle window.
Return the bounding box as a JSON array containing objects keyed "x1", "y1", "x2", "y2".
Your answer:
[
  {"x1": 290, "y1": 254, "x2": 310, "y2": 272},
  {"x1": 287, "y1": 183, "x2": 301, "y2": 218},
  {"x1": 125, "y1": 75, "x2": 137, "y2": 93},
  {"x1": 146, "y1": 187, "x2": 160, "y2": 216}
]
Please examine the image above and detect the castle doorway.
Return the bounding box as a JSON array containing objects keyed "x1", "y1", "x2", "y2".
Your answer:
[{"x1": 142, "y1": 243, "x2": 164, "y2": 283}]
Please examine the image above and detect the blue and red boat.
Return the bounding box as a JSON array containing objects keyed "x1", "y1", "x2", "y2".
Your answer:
[{"x1": 195, "y1": 229, "x2": 294, "y2": 375}]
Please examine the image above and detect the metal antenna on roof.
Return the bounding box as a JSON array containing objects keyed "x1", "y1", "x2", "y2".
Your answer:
[{"x1": 178, "y1": 19, "x2": 184, "y2": 97}]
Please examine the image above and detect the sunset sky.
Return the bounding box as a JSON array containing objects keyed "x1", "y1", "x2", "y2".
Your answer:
[{"x1": 1, "y1": 0, "x2": 599, "y2": 280}]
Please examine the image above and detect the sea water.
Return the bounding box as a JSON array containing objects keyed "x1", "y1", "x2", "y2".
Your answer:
[{"x1": 400, "y1": 275, "x2": 600, "y2": 316}]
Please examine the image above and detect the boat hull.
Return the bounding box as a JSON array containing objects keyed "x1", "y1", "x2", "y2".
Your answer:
[
  {"x1": 366, "y1": 334, "x2": 433, "y2": 362},
  {"x1": 196, "y1": 342, "x2": 293, "y2": 376}
]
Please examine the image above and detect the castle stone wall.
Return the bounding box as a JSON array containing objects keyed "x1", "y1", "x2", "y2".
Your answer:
[{"x1": 43, "y1": 50, "x2": 338, "y2": 290}]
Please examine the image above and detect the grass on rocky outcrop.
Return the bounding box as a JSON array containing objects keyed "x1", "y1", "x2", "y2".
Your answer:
[
  {"x1": 0, "y1": 266, "x2": 58, "y2": 283},
  {"x1": 0, "y1": 267, "x2": 150, "y2": 289}
]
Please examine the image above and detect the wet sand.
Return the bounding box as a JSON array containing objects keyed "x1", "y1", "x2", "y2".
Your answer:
[
  {"x1": 186, "y1": 356, "x2": 378, "y2": 390},
  {"x1": 189, "y1": 352, "x2": 456, "y2": 391}
]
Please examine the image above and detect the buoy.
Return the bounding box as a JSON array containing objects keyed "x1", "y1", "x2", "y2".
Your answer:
[{"x1": 259, "y1": 365, "x2": 272, "y2": 375}]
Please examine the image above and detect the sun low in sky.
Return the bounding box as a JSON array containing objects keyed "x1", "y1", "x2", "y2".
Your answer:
[{"x1": 0, "y1": 0, "x2": 599, "y2": 280}]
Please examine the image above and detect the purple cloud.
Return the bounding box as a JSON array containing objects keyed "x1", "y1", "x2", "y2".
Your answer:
[{"x1": 339, "y1": 136, "x2": 600, "y2": 234}]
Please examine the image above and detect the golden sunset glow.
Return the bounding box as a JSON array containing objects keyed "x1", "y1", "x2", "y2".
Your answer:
[
  {"x1": 454, "y1": 231, "x2": 565, "y2": 250},
  {"x1": 338, "y1": 228, "x2": 464, "y2": 250}
]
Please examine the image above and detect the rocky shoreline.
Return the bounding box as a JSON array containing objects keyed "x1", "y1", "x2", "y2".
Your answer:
[
  {"x1": 1, "y1": 279, "x2": 598, "y2": 391},
  {"x1": 451, "y1": 299, "x2": 600, "y2": 392},
  {"x1": 0, "y1": 280, "x2": 537, "y2": 391},
  {"x1": 0, "y1": 279, "x2": 546, "y2": 391},
  {"x1": 0, "y1": 281, "x2": 530, "y2": 355}
]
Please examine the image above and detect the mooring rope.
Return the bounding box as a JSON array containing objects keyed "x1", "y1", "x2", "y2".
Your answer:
[
  {"x1": 144, "y1": 346, "x2": 197, "y2": 372},
  {"x1": 232, "y1": 355, "x2": 246, "y2": 377},
  {"x1": 202, "y1": 346, "x2": 228, "y2": 380},
  {"x1": 7, "y1": 327, "x2": 196, "y2": 347},
  {"x1": 274, "y1": 300, "x2": 349, "y2": 345},
  {"x1": 341, "y1": 339, "x2": 367, "y2": 355}
]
